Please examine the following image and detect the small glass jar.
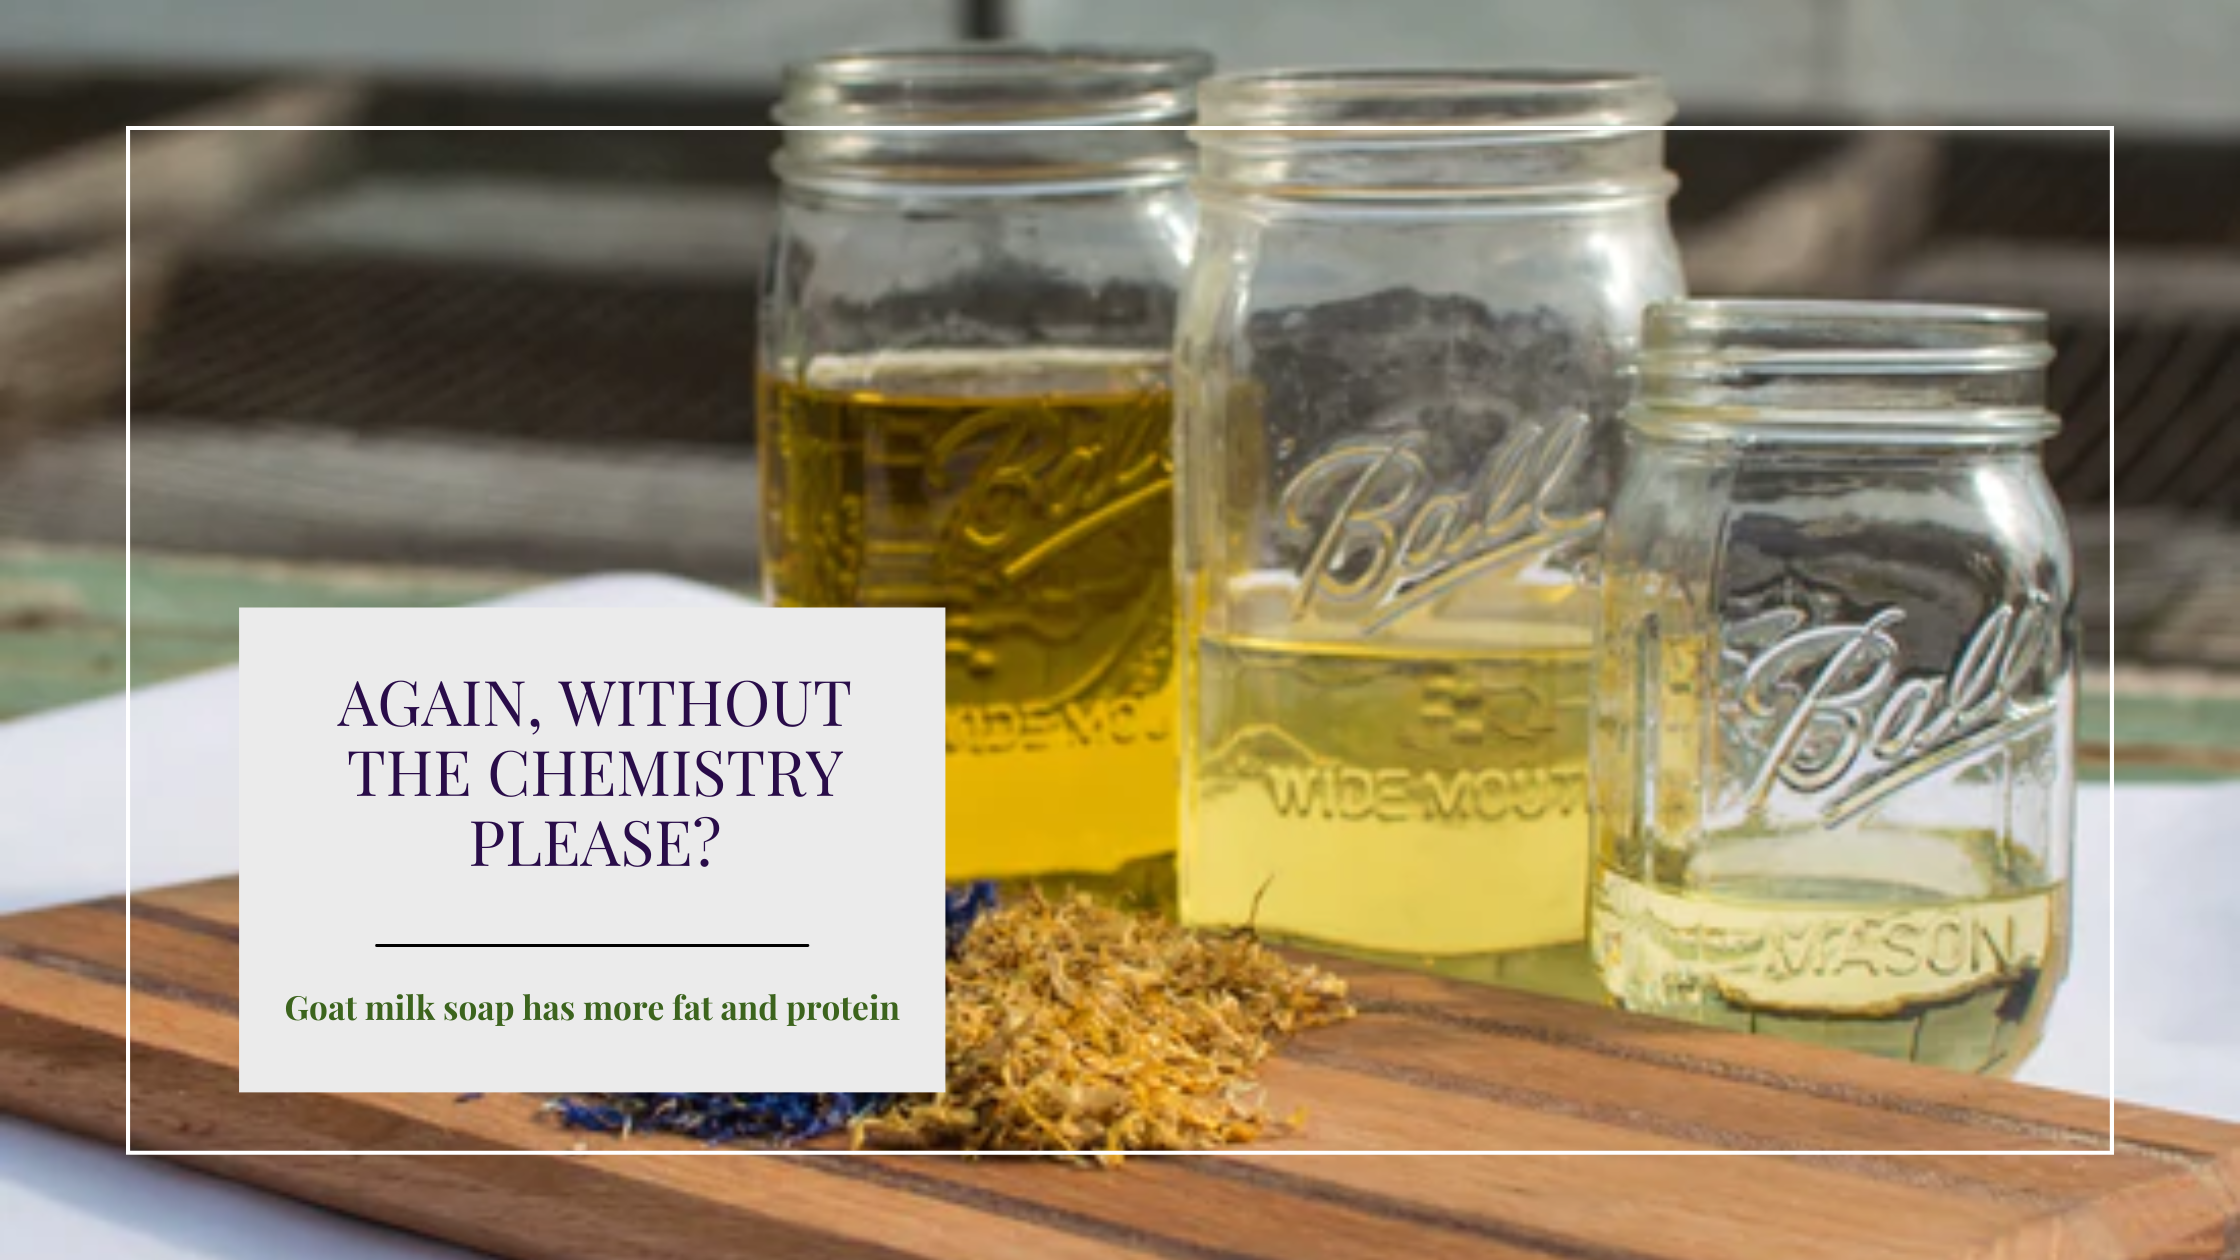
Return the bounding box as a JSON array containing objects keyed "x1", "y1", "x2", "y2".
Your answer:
[
  {"x1": 760, "y1": 45, "x2": 1212, "y2": 902},
  {"x1": 1174, "y1": 71, "x2": 1686, "y2": 982},
  {"x1": 1590, "y1": 300, "x2": 2076, "y2": 1075}
]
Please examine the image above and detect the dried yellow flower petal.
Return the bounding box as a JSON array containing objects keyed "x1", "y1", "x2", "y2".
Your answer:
[{"x1": 853, "y1": 891, "x2": 1353, "y2": 1160}]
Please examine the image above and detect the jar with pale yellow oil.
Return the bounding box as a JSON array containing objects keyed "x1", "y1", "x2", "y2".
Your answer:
[
  {"x1": 1591, "y1": 301, "x2": 2076, "y2": 1074},
  {"x1": 759, "y1": 46, "x2": 1211, "y2": 905},
  {"x1": 1174, "y1": 71, "x2": 1685, "y2": 988}
]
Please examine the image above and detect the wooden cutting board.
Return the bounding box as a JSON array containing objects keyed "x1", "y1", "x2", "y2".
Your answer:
[{"x1": 3, "y1": 878, "x2": 2236, "y2": 1260}]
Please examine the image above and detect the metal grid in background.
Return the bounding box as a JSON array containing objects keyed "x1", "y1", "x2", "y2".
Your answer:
[
  {"x1": 124, "y1": 129, "x2": 1858, "y2": 449},
  {"x1": 2039, "y1": 318, "x2": 2240, "y2": 519},
  {"x1": 138, "y1": 251, "x2": 762, "y2": 446},
  {"x1": 137, "y1": 267, "x2": 2175, "y2": 495},
  {"x1": 46, "y1": 104, "x2": 2240, "y2": 667}
]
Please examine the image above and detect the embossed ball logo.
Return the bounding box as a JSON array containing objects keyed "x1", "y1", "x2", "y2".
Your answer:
[
  {"x1": 1725, "y1": 596, "x2": 2065, "y2": 825},
  {"x1": 1278, "y1": 405, "x2": 1601, "y2": 629}
]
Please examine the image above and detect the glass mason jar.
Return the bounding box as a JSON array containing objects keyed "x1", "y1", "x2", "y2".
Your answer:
[
  {"x1": 1590, "y1": 300, "x2": 2076, "y2": 1076},
  {"x1": 759, "y1": 46, "x2": 1212, "y2": 902},
  {"x1": 1174, "y1": 72, "x2": 1686, "y2": 981}
]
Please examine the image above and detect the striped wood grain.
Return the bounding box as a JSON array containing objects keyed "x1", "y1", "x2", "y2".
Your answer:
[{"x1": 1, "y1": 878, "x2": 2235, "y2": 1260}]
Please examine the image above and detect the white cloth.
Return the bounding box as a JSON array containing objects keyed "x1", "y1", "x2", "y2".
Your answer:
[
  {"x1": 0, "y1": 1118, "x2": 471, "y2": 1260},
  {"x1": 0, "y1": 572, "x2": 2222, "y2": 1256},
  {"x1": 0, "y1": 574, "x2": 748, "y2": 1259}
]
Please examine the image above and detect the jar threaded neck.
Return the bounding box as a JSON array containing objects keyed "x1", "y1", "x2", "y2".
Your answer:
[
  {"x1": 1191, "y1": 69, "x2": 1675, "y2": 202},
  {"x1": 1633, "y1": 300, "x2": 2058, "y2": 445},
  {"x1": 774, "y1": 44, "x2": 1211, "y2": 193}
]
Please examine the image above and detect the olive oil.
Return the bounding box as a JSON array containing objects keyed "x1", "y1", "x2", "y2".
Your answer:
[
  {"x1": 761, "y1": 349, "x2": 1177, "y2": 894},
  {"x1": 1591, "y1": 842, "x2": 2069, "y2": 1075},
  {"x1": 1182, "y1": 630, "x2": 1594, "y2": 964}
]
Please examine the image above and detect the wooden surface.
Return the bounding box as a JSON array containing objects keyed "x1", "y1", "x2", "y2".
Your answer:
[{"x1": 3, "y1": 876, "x2": 2239, "y2": 1260}]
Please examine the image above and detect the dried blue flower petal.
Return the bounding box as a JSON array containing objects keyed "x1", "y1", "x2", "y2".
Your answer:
[
  {"x1": 550, "y1": 883, "x2": 1000, "y2": 1146},
  {"x1": 946, "y1": 880, "x2": 999, "y2": 957},
  {"x1": 547, "y1": 1092, "x2": 895, "y2": 1144}
]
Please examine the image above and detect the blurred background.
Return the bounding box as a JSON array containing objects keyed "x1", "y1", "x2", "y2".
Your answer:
[{"x1": 0, "y1": 0, "x2": 2231, "y2": 770}]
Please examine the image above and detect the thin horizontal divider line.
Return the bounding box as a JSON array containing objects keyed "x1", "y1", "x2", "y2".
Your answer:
[
  {"x1": 372, "y1": 942, "x2": 809, "y2": 948},
  {"x1": 128, "y1": 125, "x2": 2120, "y2": 133}
]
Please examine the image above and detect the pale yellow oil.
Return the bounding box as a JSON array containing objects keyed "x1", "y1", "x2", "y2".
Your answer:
[
  {"x1": 761, "y1": 349, "x2": 1176, "y2": 900},
  {"x1": 1181, "y1": 631, "x2": 1596, "y2": 972},
  {"x1": 1591, "y1": 846, "x2": 2069, "y2": 1075},
  {"x1": 1589, "y1": 592, "x2": 2072, "y2": 1073}
]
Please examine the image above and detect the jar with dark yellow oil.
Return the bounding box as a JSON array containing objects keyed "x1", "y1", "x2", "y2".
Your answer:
[{"x1": 759, "y1": 46, "x2": 1211, "y2": 905}]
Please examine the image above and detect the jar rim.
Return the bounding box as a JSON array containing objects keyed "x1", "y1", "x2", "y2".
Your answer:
[
  {"x1": 1194, "y1": 68, "x2": 1674, "y2": 135},
  {"x1": 777, "y1": 43, "x2": 1214, "y2": 126},
  {"x1": 1639, "y1": 298, "x2": 2051, "y2": 376},
  {"x1": 1643, "y1": 299, "x2": 2053, "y2": 369},
  {"x1": 1633, "y1": 299, "x2": 2059, "y2": 445}
]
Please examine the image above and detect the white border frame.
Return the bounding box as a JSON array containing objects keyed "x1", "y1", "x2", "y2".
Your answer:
[{"x1": 122, "y1": 122, "x2": 2114, "y2": 1156}]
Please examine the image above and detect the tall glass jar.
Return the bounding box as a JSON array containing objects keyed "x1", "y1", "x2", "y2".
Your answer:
[
  {"x1": 1590, "y1": 301, "x2": 2075, "y2": 1075},
  {"x1": 1174, "y1": 72, "x2": 1686, "y2": 983},
  {"x1": 760, "y1": 46, "x2": 1212, "y2": 903}
]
